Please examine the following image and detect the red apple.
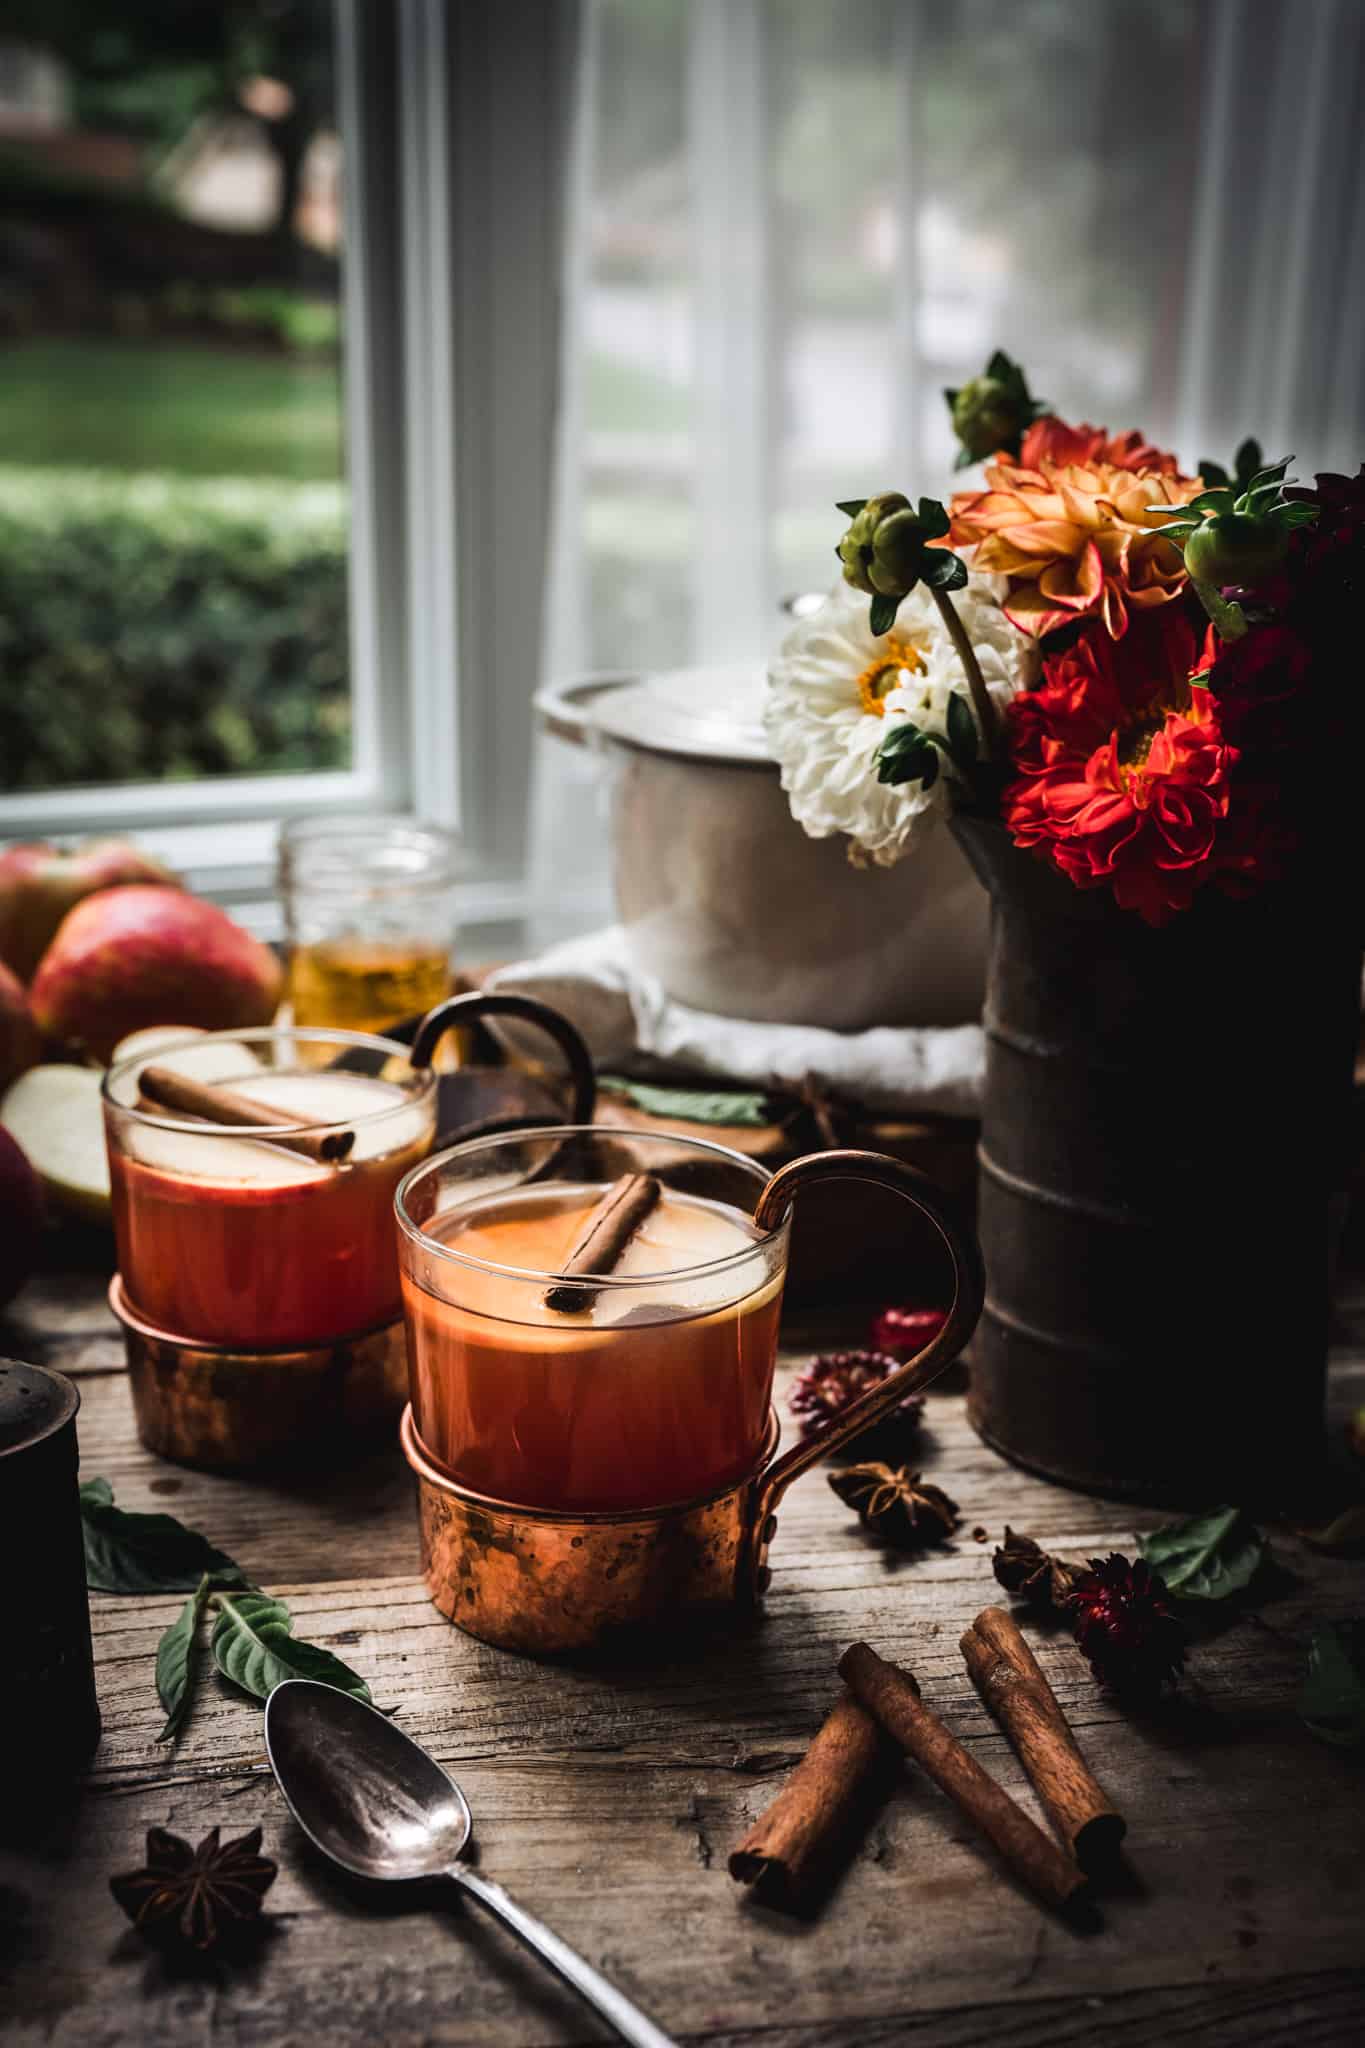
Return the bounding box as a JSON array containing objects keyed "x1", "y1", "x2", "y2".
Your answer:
[
  {"x1": 0, "y1": 1126, "x2": 43, "y2": 1310},
  {"x1": 0, "y1": 839, "x2": 179, "y2": 983},
  {"x1": 0, "y1": 959, "x2": 38, "y2": 1092},
  {"x1": 30, "y1": 887, "x2": 283, "y2": 1061}
]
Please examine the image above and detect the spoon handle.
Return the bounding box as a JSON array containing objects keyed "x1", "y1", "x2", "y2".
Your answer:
[{"x1": 448, "y1": 1866, "x2": 677, "y2": 2048}]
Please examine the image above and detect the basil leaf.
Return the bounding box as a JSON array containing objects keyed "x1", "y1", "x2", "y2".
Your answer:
[
  {"x1": 210, "y1": 1590, "x2": 371, "y2": 1704},
  {"x1": 1138, "y1": 1505, "x2": 1265, "y2": 1604},
  {"x1": 597, "y1": 1076, "x2": 769, "y2": 1127},
  {"x1": 80, "y1": 1480, "x2": 248, "y2": 1595},
  {"x1": 1298, "y1": 1621, "x2": 1365, "y2": 1748},
  {"x1": 156, "y1": 1573, "x2": 215, "y2": 1744}
]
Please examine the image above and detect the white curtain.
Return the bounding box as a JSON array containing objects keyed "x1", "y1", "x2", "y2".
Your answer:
[{"x1": 528, "y1": 0, "x2": 1365, "y2": 946}]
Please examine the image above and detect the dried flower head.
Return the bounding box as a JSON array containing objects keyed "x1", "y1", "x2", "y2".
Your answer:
[
  {"x1": 829, "y1": 1463, "x2": 959, "y2": 1549},
  {"x1": 788, "y1": 1350, "x2": 925, "y2": 1445},
  {"x1": 992, "y1": 1527, "x2": 1083, "y2": 1612},
  {"x1": 111, "y1": 1825, "x2": 277, "y2": 1952},
  {"x1": 1070, "y1": 1555, "x2": 1186, "y2": 1696}
]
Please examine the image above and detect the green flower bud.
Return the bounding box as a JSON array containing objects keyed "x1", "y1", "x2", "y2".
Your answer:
[
  {"x1": 837, "y1": 492, "x2": 911, "y2": 595},
  {"x1": 1183, "y1": 513, "x2": 1290, "y2": 588},
  {"x1": 949, "y1": 376, "x2": 1021, "y2": 462},
  {"x1": 866, "y1": 507, "x2": 929, "y2": 598}
]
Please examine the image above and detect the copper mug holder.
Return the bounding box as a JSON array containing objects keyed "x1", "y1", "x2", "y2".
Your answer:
[
  {"x1": 105, "y1": 993, "x2": 600, "y2": 1472},
  {"x1": 400, "y1": 1144, "x2": 985, "y2": 1656}
]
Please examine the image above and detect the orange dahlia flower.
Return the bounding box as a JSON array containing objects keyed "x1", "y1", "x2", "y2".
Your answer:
[
  {"x1": 1019, "y1": 416, "x2": 1183, "y2": 477},
  {"x1": 950, "y1": 456, "x2": 1202, "y2": 641},
  {"x1": 1003, "y1": 615, "x2": 1275, "y2": 926}
]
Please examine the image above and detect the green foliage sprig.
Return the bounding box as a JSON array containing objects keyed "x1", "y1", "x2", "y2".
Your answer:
[{"x1": 79, "y1": 1479, "x2": 370, "y2": 1746}]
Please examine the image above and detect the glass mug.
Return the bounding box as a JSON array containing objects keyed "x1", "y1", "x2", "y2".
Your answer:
[
  {"x1": 103, "y1": 1026, "x2": 439, "y2": 1350},
  {"x1": 395, "y1": 1125, "x2": 984, "y2": 1652}
]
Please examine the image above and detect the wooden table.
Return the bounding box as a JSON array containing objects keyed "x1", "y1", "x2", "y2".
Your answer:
[{"x1": 3, "y1": 1248, "x2": 1364, "y2": 2048}]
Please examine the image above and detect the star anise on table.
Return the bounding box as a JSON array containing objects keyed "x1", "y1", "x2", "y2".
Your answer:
[
  {"x1": 992, "y1": 1526, "x2": 1084, "y2": 1612},
  {"x1": 828, "y1": 1462, "x2": 959, "y2": 1548},
  {"x1": 111, "y1": 1825, "x2": 277, "y2": 1952}
]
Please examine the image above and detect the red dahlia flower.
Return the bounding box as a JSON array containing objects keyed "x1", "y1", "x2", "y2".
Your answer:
[{"x1": 1003, "y1": 613, "x2": 1277, "y2": 925}]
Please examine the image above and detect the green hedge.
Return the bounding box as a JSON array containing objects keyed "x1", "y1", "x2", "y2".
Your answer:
[{"x1": 0, "y1": 470, "x2": 349, "y2": 790}]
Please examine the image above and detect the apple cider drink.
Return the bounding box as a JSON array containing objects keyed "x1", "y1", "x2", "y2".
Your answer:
[
  {"x1": 396, "y1": 1129, "x2": 791, "y2": 1513},
  {"x1": 103, "y1": 1029, "x2": 437, "y2": 1350}
]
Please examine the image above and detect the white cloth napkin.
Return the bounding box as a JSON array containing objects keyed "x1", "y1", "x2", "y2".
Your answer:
[{"x1": 487, "y1": 926, "x2": 984, "y2": 1118}]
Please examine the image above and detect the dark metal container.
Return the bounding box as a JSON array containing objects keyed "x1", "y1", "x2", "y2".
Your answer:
[
  {"x1": 0, "y1": 1359, "x2": 100, "y2": 1778},
  {"x1": 954, "y1": 817, "x2": 1363, "y2": 1504}
]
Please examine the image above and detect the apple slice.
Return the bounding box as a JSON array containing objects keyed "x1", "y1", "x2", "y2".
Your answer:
[
  {"x1": 111, "y1": 1025, "x2": 265, "y2": 1083},
  {"x1": 0, "y1": 1065, "x2": 110, "y2": 1223}
]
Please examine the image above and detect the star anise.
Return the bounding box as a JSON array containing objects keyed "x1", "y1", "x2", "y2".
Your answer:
[
  {"x1": 829, "y1": 1462, "x2": 959, "y2": 1549},
  {"x1": 111, "y1": 1825, "x2": 277, "y2": 1952},
  {"x1": 992, "y1": 1527, "x2": 1084, "y2": 1613}
]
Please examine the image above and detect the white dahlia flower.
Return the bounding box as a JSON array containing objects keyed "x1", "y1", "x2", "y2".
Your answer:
[{"x1": 763, "y1": 571, "x2": 1036, "y2": 866}]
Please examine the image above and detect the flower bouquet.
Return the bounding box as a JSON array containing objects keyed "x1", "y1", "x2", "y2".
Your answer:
[{"x1": 769, "y1": 353, "x2": 1365, "y2": 1503}]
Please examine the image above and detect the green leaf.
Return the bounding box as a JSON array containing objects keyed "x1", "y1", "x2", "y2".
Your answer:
[
  {"x1": 597, "y1": 1076, "x2": 769, "y2": 1127},
  {"x1": 1233, "y1": 436, "x2": 1263, "y2": 472},
  {"x1": 835, "y1": 498, "x2": 866, "y2": 519},
  {"x1": 1138, "y1": 1505, "x2": 1266, "y2": 1603},
  {"x1": 947, "y1": 690, "x2": 978, "y2": 765},
  {"x1": 210, "y1": 1589, "x2": 371, "y2": 1705},
  {"x1": 942, "y1": 387, "x2": 959, "y2": 409},
  {"x1": 156, "y1": 1573, "x2": 215, "y2": 1744},
  {"x1": 929, "y1": 550, "x2": 969, "y2": 591},
  {"x1": 1298, "y1": 1620, "x2": 1365, "y2": 1748},
  {"x1": 81, "y1": 1484, "x2": 249, "y2": 1596},
  {"x1": 1199, "y1": 460, "x2": 1230, "y2": 488},
  {"x1": 876, "y1": 722, "x2": 938, "y2": 788},
  {"x1": 868, "y1": 593, "x2": 898, "y2": 636},
  {"x1": 915, "y1": 497, "x2": 950, "y2": 536}
]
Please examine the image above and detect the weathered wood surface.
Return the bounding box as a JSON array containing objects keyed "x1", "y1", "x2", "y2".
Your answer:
[{"x1": 2, "y1": 1246, "x2": 1364, "y2": 2048}]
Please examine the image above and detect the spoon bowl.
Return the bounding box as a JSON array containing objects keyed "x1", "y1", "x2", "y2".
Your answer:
[
  {"x1": 266, "y1": 1677, "x2": 471, "y2": 1882},
  {"x1": 264, "y1": 1681, "x2": 675, "y2": 2048}
]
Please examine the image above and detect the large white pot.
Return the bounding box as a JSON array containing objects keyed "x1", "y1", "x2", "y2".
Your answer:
[{"x1": 534, "y1": 663, "x2": 987, "y2": 1032}]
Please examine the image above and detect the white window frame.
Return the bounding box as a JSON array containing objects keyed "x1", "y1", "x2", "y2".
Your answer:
[{"x1": 0, "y1": 0, "x2": 567, "y2": 942}]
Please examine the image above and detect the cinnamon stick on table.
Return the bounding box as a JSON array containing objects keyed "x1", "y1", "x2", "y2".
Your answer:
[
  {"x1": 137, "y1": 1064, "x2": 355, "y2": 1165},
  {"x1": 544, "y1": 1172, "x2": 662, "y2": 1312},
  {"x1": 728, "y1": 1690, "x2": 892, "y2": 1909},
  {"x1": 838, "y1": 1642, "x2": 1089, "y2": 1915},
  {"x1": 961, "y1": 1606, "x2": 1125, "y2": 1874}
]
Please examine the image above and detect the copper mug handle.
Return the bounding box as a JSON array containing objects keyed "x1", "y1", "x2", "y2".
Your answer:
[
  {"x1": 410, "y1": 991, "x2": 597, "y2": 1137},
  {"x1": 746, "y1": 1148, "x2": 985, "y2": 1591}
]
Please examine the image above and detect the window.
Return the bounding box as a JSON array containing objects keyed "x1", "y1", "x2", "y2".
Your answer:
[{"x1": 0, "y1": 1, "x2": 413, "y2": 918}]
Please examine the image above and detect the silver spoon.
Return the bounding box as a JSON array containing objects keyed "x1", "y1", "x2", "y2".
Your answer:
[{"x1": 264, "y1": 1680, "x2": 676, "y2": 2048}]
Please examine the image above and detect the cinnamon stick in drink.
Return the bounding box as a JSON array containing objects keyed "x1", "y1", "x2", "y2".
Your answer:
[
  {"x1": 137, "y1": 1064, "x2": 355, "y2": 1164},
  {"x1": 838, "y1": 1641, "x2": 1088, "y2": 1914},
  {"x1": 543, "y1": 1172, "x2": 662, "y2": 1311},
  {"x1": 961, "y1": 1606, "x2": 1125, "y2": 1873},
  {"x1": 728, "y1": 1690, "x2": 892, "y2": 1908}
]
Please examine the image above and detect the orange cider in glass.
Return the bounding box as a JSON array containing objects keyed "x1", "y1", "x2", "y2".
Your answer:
[
  {"x1": 401, "y1": 1182, "x2": 785, "y2": 1512},
  {"x1": 105, "y1": 1041, "x2": 436, "y2": 1350}
]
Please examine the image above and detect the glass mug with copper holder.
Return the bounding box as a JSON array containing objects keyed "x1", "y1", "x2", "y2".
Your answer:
[
  {"x1": 393, "y1": 1098, "x2": 984, "y2": 1655},
  {"x1": 100, "y1": 993, "x2": 598, "y2": 1472}
]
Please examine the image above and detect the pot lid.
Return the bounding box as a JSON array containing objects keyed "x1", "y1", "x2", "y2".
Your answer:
[{"x1": 574, "y1": 663, "x2": 772, "y2": 766}]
